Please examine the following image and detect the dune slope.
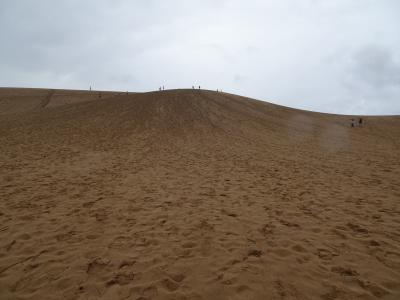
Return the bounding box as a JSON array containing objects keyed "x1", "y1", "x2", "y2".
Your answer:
[{"x1": 0, "y1": 88, "x2": 400, "y2": 300}]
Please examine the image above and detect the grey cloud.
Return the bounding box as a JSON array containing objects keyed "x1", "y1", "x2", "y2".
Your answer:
[
  {"x1": 234, "y1": 75, "x2": 248, "y2": 85},
  {"x1": 0, "y1": 0, "x2": 399, "y2": 114},
  {"x1": 350, "y1": 45, "x2": 400, "y2": 88}
]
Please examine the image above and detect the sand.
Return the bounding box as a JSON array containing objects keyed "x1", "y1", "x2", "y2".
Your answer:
[{"x1": 0, "y1": 88, "x2": 399, "y2": 300}]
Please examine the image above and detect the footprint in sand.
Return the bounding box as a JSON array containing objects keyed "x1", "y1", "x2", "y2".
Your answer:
[
  {"x1": 139, "y1": 285, "x2": 158, "y2": 298},
  {"x1": 5, "y1": 240, "x2": 16, "y2": 251},
  {"x1": 279, "y1": 219, "x2": 301, "y2": 228},
  {"x1": 168, "y1": 273, "x2": 185, "y2": 283},
  {"x1": 182, "y1": 241, "x2": 197, "y2": 249},
  {"x1": 236, "y1": 284, "x2": 252, "y2": 296},
  {"x1": 270, "y1": 247, "x2": 292, "y2": 258},
  {"x1": 247, "y1": 249, "x2": 263, "y2": 258},
  {"x1": 291, "y1": 244, "x2": 307, "y2": 253},
  {"x1": 274, "y1": 279, "x2": 299, "y2": 299},
  {"x1": 86, "y1": 234, "x2": 100, "y2": 240},
  {"x1": 119, "y1": 259, "x2": 136, "y2": 269},
  {"x1": 55, "y1": 231, "x2": 76, "y2": 242},
  {"x1": 106, "y1": 272, "x2": 135, "y2": 286},
  {"x1": 94, "y1": 211, "x2": 108, "y2": 222},
  {"x1": 357, "y1": 279, "x2": 389, "y2": 298},
  {"x1": 320, "y1": 285, "x2": 342, "y2": 300},
  {"x1": 317, "y1": 248, "x2": 338, "y2": 261},
  {"x1": 224, "y1": 211, "x2": 238, "y2": 218},
  {"x1": 346, "y1": 222, "x2": 369, "y2": 236},
  {"x1": 161, "y1": 278, "x2": 180, "y2": 292},
  {"x1": 331, "y1": 266, "x2": 359, "y2": 277},
  {"x1": 17, "y1": 233, "x2": 31, "y2": 240},
  {"x1": 220, "y1": 274, "x2": 238, "y2": 286},
  {"x1": 86, "y1": 258, "x2": 110, "y2": 274},
  {"x1": 368, "y1": 240, "x2": 380, "y2": 247},
  {"x1": 82, "y1": 201, "x2": 96, "y2": 208},
  {"x1": 259, "y1": 223, "x2": 276, "y2": 237},
  {"x1": 108, "y1": 236, "x2": 132, "y2": 249}
]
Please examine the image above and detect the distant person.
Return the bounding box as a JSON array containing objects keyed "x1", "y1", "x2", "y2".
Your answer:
[
  {"x1": 351, "y1": 119, "x2": 355, "y2": 127},
  {"x1": 359, "y1": 118, "x2": 363, "y2": 127},
  {"x1": 199, "y1": 86, "x2": 201, "y2": 89},
  {"x1": 90, "y1": 86, "x2": 92, "y2": 91}
]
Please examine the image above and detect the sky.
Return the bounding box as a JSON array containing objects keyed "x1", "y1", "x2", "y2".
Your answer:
[{"x1": 1, "y1": 0, "x2": 400, "y2": 115}]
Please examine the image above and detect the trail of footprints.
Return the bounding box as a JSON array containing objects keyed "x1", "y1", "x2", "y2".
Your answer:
[{"x1": 1, "y1": 140, "x2": 400, "y2": 299}]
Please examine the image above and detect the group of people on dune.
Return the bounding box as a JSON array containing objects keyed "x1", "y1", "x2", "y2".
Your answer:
[
  {"x1": 157, "y1": 86, "x2": 222, "y2": 92},
  {"x1": 351, "y1": 118, "x2": 363, "y2": 127}
]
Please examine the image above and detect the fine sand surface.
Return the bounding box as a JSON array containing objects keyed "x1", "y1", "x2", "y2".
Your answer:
[{"x1": 0, "y1": 88, "x2": 399, "y2": 300}]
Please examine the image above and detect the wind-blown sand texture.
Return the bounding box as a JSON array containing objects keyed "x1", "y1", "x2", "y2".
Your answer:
[{"x1": 0, "y1": 88, "x2": 399, "y2": 300}]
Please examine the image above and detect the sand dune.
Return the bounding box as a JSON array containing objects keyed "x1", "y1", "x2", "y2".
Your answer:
[{"x1": 0, "y1": 88, "x2": 399, "y2": 300}]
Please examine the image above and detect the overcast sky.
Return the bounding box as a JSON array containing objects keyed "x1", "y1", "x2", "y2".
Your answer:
[{"x1": 1, "y1": 0, "x2": 399, "y2": 115}]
